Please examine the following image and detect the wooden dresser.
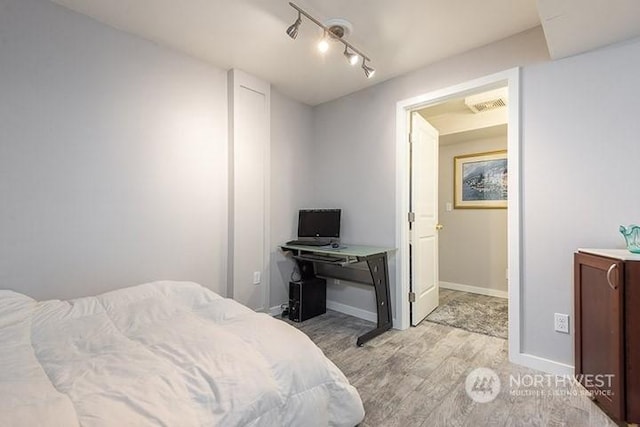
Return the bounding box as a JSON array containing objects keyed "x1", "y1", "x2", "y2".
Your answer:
[{"x1": 575, "y1": 249, "x2": 640, "y2": 425}]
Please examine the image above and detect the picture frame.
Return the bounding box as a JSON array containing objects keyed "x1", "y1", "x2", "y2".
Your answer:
[{"x1": 454, "y1": 150, "x2": 507, "y2": 209}]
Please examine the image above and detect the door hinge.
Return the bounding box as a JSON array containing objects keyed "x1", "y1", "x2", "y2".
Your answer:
[
  {"x1": 408, "y1": 212, "x2": 415, "y2": 223},
  {"x1": 409, "y1": 133, "x2": 413, "y2": 144},
  {"x1": 408, "y1": 292, "x2": 416, "y2": 303}
]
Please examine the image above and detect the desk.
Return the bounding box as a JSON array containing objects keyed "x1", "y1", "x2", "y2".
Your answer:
[{"x1": 281, "y1": 244, "x2": 395, "y2": 346}]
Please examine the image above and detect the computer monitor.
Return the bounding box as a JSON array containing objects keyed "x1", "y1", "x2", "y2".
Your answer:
[{"x1": 298, "y1": 209, "x2": 341, "y2": 240}]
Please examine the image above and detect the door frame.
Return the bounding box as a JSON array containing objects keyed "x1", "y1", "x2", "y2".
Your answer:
[{"x1": 395, "y1": 67, "x2": 521, "y2": 362}]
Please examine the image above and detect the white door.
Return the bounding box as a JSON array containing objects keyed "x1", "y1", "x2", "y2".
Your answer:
[{"x1": 410, "y1": 112, "x2": 440, "y2": 326}]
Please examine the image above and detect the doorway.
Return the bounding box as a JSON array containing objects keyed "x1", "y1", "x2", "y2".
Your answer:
[
  {"x1": 416, "y1": 96, "x2": 509, "y2": 338},
  {"x1": 395, "y1": 68, "x2": 521, "y2": 362}
]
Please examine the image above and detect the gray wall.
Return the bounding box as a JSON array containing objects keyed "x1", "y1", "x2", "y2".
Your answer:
[
  {"x1": 0, "y1": 0, "x2": 229, "y2": 299},
  {"x1": 0, "y1": 0, "x2": 313, "y2": 306},
  {"x1": 520, "y1": 37, "x2": 640, "y2": 361},
  {"x1": 311, "y1": 27, "x2": 549, "y2": 318},
  {"x1": 310, "y1": 26, "x2": 640, "y2": 366},
  {"x1": 438, "y1": 136, "x2": 508, "y2": 293},
  {"x1": 269, "y1": 90, "x2": 314, "y2": 309}
]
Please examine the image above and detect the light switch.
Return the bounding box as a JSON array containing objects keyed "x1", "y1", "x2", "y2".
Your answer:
[
  {"x1": 253, "y1": 271, "x2": 261, "y2": 285},
  {"x1": 446, "y1": 202, "x2": 452, "y2": 212}
]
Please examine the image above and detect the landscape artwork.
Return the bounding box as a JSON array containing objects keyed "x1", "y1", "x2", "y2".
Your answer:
[{"x1": 454, "y1": 150, "x2": 507, "y2": 209}]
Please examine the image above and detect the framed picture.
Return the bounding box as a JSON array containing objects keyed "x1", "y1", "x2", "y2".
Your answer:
[{"x1": 454, "y1": 150, "x2": 507, "y2": 209}]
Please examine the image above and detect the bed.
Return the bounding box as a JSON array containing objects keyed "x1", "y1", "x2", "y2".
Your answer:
[{"x1": 0, "y1": 281, "x2": 364, "y2": 426}]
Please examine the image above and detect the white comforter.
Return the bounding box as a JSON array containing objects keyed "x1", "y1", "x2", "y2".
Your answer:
[{"x1": 0, "y1": 281, "x2": 364, "y2": 427}]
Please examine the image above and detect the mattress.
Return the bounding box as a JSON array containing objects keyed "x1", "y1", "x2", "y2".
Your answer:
[{"x1": 0, "y1": 281, "x2": 364, "y2": 426}]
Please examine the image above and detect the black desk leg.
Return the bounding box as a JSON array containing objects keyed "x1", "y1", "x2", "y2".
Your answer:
[{"x1": 357, "y1": 253, "x2": 393, "y2": 346}]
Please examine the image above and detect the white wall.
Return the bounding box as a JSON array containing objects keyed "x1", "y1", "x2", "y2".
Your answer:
[
  {"x1": 269, "y1": 91, "x2": 314, "y2": 309},
  {"x1": 311, "y1": 27, "x2": 549, "y2": 316},
  {"x1": 0, "y1": 0, "x2": 228, "y2": 299},
  {"x1": 438, "y1": 136, "x2": 508, "y2": 294}
]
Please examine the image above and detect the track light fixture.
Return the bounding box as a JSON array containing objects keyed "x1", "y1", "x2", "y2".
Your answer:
[{"x1": 285, "y1": 2, "x2": 375, "y2": 78}]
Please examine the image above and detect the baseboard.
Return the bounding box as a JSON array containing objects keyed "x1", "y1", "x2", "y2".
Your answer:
[
  {"x1": 326, "y1": 300, "x2": 377, "y2": 323},
  {"x1": 269, "y1": 305, "x2": 284, "y2": 317},
  {"x1": 510, "y1": 352, "x2": 574, "y2": 376},
  {"x1": 440, "y1": 281, "x2": 508, "y2": 299}
]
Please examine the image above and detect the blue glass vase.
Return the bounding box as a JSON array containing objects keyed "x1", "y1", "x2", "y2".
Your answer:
[{"x1": 619, "y1": 225, "x2": 640, "y2": 253}]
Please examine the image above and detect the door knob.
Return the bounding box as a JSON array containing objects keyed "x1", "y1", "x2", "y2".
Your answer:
[{"x1": 436, "y1": 224, "x2": 444, "y2": 230}]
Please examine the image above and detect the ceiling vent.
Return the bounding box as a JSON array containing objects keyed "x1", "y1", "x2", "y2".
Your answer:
[{"x1": 464, "y1": 88, "x2": 508, "y2": 113}]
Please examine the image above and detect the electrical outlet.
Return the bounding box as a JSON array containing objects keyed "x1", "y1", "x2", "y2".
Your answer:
[
  {"x1": 253, "y1": 271, "x2": 261, "y2": 285},
  {"x1": 554, "y1": 313, "x2": 570, "y2": 334},
  {"x1": 334, "y1": 279, "x2": 341, "y2": 285}
]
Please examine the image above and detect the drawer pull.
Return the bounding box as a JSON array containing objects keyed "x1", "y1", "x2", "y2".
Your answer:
[{"x1": 606, "y1": 264, "x2": 618, "y2": 290}]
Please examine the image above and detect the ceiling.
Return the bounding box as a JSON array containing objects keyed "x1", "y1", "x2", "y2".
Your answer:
[
  {"x1": 438, "y1": 124, "x2": 507, "y2": 146},
  {"x1": 50, "y1": 0, "x2": 640, "y2": 106},
  {"x1": 419, "y1": 87, "x2": 508, "y2": 145}
]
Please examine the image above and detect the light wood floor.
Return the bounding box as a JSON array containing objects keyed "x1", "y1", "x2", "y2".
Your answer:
[{"x1": 284, "y1": 310, "x2": 617, "y2": 427}]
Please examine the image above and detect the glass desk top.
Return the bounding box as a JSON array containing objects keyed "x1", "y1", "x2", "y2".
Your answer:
[{"x1": 280, "y1": 244, "x2": 395, "y2": 258}]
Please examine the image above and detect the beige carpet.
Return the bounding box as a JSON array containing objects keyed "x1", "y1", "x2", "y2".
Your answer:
[{"x1": 426, "y1": 290, "x2": 508, "y2": 339}]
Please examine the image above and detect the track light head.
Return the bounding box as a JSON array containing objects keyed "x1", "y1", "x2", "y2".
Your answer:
[
  {"x1": 362, "y1": 59, "x2": 375, "y2": 78},
  {"x1": 344, "y1": 46, "x2": 359, "y2": 66},
  {"x1": 318, "y1": 31, "x2": 330, "y2": 53},
  {"x1": 286, "y1": 13, "x2": 302, "y2": 39}
]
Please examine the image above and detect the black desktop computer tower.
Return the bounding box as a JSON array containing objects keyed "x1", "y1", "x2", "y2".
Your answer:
[{"x1": 289, "y1": 278, "x2": 326, "y2": 322}]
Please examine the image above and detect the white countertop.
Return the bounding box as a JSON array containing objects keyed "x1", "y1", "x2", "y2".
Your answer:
[{"x1": 578, "y1": 248, "x2": 640, "y2": 261}]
